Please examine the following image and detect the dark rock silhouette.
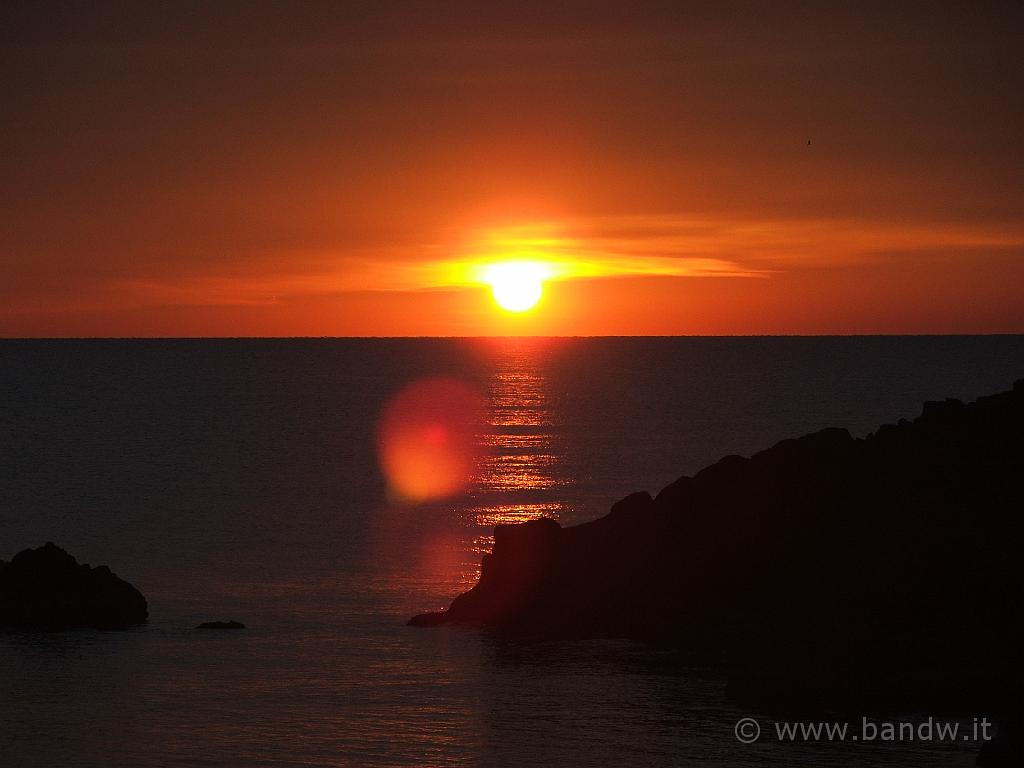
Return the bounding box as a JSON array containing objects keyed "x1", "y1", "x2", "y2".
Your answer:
[
  {"x1": 196, "y1": 620, "x2": 245, "y2": 629},
  {"x1": 0, "y1": 542, "x2": 147, "y2": 629},
  {"x1": 411, "y1": 380, "x2": 1024, "y2": 743}
]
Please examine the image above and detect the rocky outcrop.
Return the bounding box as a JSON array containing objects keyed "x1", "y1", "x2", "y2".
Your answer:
[
  {"x1": 0, "y1": 542, "x2": 148, "y2": 630},
  {"x1": 196, "y1": 620, "x2": 245, "y2": 629},
  {"x1": 410, "y1": 380, "x2": 1024, "y2": 719}
]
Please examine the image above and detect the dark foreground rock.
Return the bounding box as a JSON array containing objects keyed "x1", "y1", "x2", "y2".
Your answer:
[
  {"x1": 411, "y1": 380, "x2": 1024, "y2": 754},
  {"x1": 0, "y1": 542, "x2": 148, "y2": 629},
  {"x1": 196, "y1": 620, "x2": 245, "y2": 629}
]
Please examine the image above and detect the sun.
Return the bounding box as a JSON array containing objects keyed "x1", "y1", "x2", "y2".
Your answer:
[{"x1": 483, "y1": 261, "x2": 547, "y2": 312}]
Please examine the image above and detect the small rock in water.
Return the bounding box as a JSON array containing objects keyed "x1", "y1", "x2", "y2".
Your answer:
[{"x1": 196, "y1": 620, "x2": 245, "y2": 630}]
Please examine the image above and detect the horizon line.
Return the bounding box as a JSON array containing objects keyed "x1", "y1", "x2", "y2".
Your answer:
[{"x1": 3, "y1": 333, "x2": 1024, "y2": 341}]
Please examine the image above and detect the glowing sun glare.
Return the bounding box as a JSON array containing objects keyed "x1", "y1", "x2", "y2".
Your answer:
[{"x1": 483, "y1": 261, "x2": 546, "y2": 312}]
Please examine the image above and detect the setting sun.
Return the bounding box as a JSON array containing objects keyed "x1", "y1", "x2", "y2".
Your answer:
[{"x1": 483, "y1": 261, "x2": 547, "y2": 312}]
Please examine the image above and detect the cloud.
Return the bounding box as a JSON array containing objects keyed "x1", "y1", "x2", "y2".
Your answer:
[
  {"x1": 422, "y1": 214, "x2": 1024, "y2": 290},
  {"x1": 70, "y1": 213, "x2": 1021, "y2": 315}
]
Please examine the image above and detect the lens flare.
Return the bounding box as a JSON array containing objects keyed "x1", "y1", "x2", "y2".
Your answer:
[{"x1": 376, "y1": 378, "x2": 484, "y2": 501}]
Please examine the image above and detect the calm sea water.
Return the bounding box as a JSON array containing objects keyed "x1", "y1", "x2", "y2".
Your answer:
[{"x1": 2, "y1": 336, "x2": 1022, "y2": 767}]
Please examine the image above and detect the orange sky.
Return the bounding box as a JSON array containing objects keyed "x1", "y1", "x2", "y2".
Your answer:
[{"x1": 3, "y1": 2, "x2": 1023, "y2": 336}]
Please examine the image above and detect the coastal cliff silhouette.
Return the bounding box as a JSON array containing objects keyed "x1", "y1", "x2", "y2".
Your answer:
[
  {"x1": 0, "y1": 542, "x2": 147, "y2": 629},
  {"x1": 412, "y1": 380, "x2": 1024, "y2": 762}
]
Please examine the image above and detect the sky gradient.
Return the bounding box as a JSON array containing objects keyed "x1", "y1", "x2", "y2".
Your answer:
[{"x1": 3, "y1": 2, "x2": 1022, "y2": 336}]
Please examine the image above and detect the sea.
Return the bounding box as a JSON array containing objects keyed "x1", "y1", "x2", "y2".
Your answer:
[{"x1": 2, "y1": 336, "x2": 1022, "y2": 767}]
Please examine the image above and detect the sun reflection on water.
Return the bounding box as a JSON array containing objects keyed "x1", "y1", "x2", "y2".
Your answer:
[
  {"x1": 439, "y1": 341, "x2": 575, "y2": 592},
  {"x1": 373, "y1": 340, "x2": 574, "y2": 600},
  {"x1": 469, "y1": 340, "x2": 570, "y2": 521},
  {"x1": 473, "y1": 502, "x2": 567, "y2": 527}
]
